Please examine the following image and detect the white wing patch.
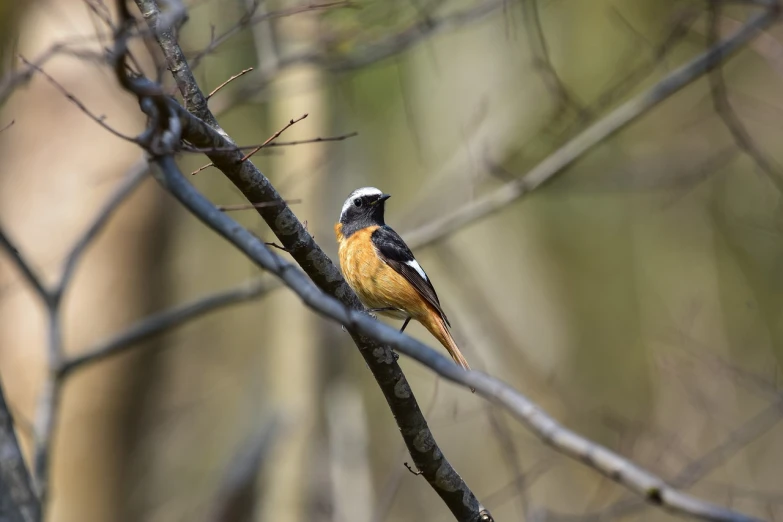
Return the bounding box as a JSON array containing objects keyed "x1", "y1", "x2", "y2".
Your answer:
[
  {"x1": 340, "y1": 187, "x2": 383, "y2": 220},
  {"x1": 406, "y1": 259, "x2": 428, "y2": 281}
]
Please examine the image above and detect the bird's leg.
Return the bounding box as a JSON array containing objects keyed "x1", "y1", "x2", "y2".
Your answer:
[
  {"x1": 388, "y1": 317, "x2": 412, "y2": 362},
  {"x1": 399, "y1": 317, "x2": 411, "y2": 333}
]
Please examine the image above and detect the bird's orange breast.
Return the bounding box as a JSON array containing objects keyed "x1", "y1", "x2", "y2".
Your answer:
[{"x1": 335, "y1": 223, "x2": 431, "y2": 319}]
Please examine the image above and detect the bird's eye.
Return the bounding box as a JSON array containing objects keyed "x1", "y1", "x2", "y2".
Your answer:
[{"x1": 353, "y1": 198, "x2": 363, "y2": 208}]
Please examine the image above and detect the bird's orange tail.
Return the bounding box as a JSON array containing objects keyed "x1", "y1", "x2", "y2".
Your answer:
[{"x1": 420, "y1": 312, "x2": 471, "y2": 371}]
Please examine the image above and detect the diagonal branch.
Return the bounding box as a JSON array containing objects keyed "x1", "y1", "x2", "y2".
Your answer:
[{"x1": 0, "y1": 230, "x2": 50, "y2": 303}]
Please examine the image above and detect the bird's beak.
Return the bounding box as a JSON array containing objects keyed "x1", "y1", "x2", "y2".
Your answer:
[{"x1": 371, "y1": 194, "x2": 391, "y2": 206}]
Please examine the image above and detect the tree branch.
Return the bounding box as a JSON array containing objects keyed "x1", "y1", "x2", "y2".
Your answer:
[{"x1": 0, "y1": 230, "x2": 50, "y2": 304}]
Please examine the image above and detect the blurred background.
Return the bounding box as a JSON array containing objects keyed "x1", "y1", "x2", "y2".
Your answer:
[{"x1": 1, "y1": 0, "x2": 783, "y2": 521}]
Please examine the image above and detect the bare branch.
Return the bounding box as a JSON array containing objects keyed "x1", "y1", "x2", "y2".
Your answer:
[
  {"x1": 207, "y1": 67, "x2": 253, "y2": 100},
  {"x1": 238, "y1": 114, "x2": 308, "y2": 163},
  {"x1": 403, "y1": 462, "x2": 423, "y2": 476},
  {"x1": 0, "y1": 229, "x2": 50, "y2": 303},
  {"x1": 19, "y1": 56, "x2": 138, "y2": 143},
  {"x1": 59, "y1": 277, "x2": 280, "y2": 377},
  {"x1": 402, "y1": 7, "x2": 781, "y2": 251},
  {"x1": 182, "y1": 131, "x2": 359, "y2": 156},
  {"x1": 33, "y1": 163, "x2": 147, "y2": 503},
  {"x1": 260, "y1": 132, "x2": 359, "y2": 147},
  {"x1": 1, "y1": 43, "x2": 66, "y2": 106}
]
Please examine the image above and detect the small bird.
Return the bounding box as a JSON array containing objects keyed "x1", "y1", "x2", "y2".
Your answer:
[{"x1": 335, "y1": 187, "x2": 471, "y2": 371}]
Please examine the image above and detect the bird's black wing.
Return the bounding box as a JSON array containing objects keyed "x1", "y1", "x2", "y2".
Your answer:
[{"x1": 371, "y1": 226, "x2": 450, "y2": 326}]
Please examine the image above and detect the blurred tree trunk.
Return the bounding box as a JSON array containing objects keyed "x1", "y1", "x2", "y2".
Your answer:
[
  {"x1": 259, "y1": 4, "x2": 326, "y2": 522},
  {"x1": 0, "y1": 2, "x2": 167, "y2": 521}
]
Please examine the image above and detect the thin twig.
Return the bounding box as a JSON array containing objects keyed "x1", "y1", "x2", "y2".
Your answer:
[
  {"x1": 190, "y1": 114, "x2": 308, "y2": 175},
  {"x1": 264, "y1": 242, "x2": 290, "y2": 253},
  {"x1": 0, "y1": 230, "x2": 50, "y2": 301},
  {"x1": 238, "y1": 114, "x2": 308, "y2": 162},
  {"x1": 207, "y1": 67, "x2": 253, "y2": 100},
  {"x1": 0, "y1": 120, "x2": 14, "y2": 133},
  {"x1": 263, "y1": 132, "x2": 359, "y2": 147},
  {"x1": 183, "y1": 131, "x2": 359, "y2": 154},
  {"x1": 1, "y1": 41, "x2": 82, "y2": 106},
  {"x1": 18, "y1": 56, "x2": 138, "y2": 143},
  {"x1": 403, "y1": 462, "x2": 423, "y2": 476}
]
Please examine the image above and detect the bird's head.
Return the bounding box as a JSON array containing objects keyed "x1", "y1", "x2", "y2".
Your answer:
[{"x1": 338, "y1": 187, "x2": 391, "y2": 235}]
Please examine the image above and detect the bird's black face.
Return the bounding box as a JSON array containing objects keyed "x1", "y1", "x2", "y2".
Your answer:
[{"x1": 339, "y1": 187, "x2": 391, "y2": 237}]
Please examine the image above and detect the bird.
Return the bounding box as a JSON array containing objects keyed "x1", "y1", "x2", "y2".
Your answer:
[{"x1": 334, "y1": 186, "x2": 471, "y2": 371}]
